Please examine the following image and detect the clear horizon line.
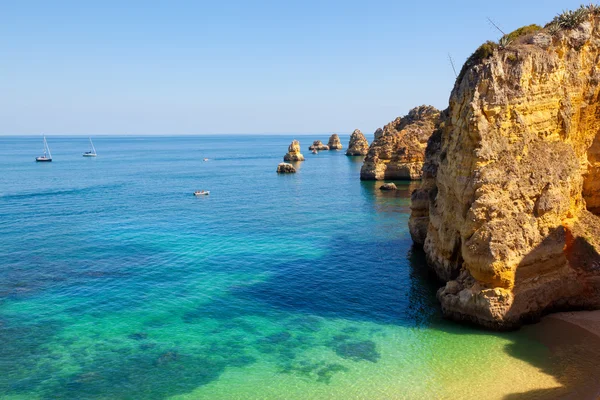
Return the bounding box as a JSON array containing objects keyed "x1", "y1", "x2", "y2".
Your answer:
[{"x1": 0, "y1": 132, "x2": 368, "y2": 137}]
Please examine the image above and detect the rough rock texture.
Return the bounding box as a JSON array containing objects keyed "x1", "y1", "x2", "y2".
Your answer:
[
  {"x1": 346, "y1": 129, "x2": 369, "y2": 156},
  {"x1": 379, "y1": 183, "x2": 397, "y2": 191},
  {"x1": 409, "y1": 17, "x2": 600, "y2": 329},
  {"x1": 277, "y1": 163, "x2": 296, "y2": 173},
  {"x1": 374, "y1": 128, "x2": 384, "y2": 140},
  {"x1": 360, "y1": 106, "x2": 441, "y2": 180},
  {"x1": 309, "y1": 140, "x2": 329, "y2": 151},
  {"x1": 283, "y1": 140, "x2": 305, "y2": 162},
  {"x1": 328, "y1": 134, "x2": 343, "y2": 150}
]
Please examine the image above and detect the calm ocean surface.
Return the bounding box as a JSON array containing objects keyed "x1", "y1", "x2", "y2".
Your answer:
[{"x1": 0, "y1": 135, "x2": 587, "y2": 399}]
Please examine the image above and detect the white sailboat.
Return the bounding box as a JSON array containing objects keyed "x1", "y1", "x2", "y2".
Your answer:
[
  {"x1": 35, "y1": 135, "x2": 52, "y2": 162},
  {"x1": 83, "y1": 137, "x2": 97, "y2": 157}
]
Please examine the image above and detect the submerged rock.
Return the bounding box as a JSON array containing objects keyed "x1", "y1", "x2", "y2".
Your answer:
[
  {"x1": 360, "y1": 105, "x2": 440, "y2": 181},
  {"x1": 327, "y1": 134, "x2": 343, "y2": 150},
  {"x1": 308, "y1": 140, "x2": 329, "y2": 151},
  {"x1": 379, "y1": 183, "x2": 397, "y2": 191},
  {"x1": 334, "y1": 340, "x2": 380, "y2": 363},
  {"x1": 283, "y1": 140, "x2": 305, "y2": 162},
  {"x1": 277, "y1": 163, "x2": 296, "y2": 173},
  {"x1": 345, "y1": 129, "x2": 369, "y2": 156},
  {"x1": 409, "y1": 12, "x2": 600, "y2": 329}
]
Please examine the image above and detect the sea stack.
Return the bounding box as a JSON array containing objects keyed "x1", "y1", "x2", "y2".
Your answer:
[
  {"x1": 277, "y1": 163, "x2": 296, "y2": 173},
  {"x1": 345, "y1": 129, "x2": 369, "y2": 156},
  {"x1": 360, "y1": 105, "x2": 440, "y2": 180},
  {"x1": 373, "y1": 128, "x2": 384, "y2": 140},
  {"x1": 409, "y1": 10, "x2": 600, "y2": 330},
  {"x1": 327, "y1": 134, "x2": 343, "y2": 150},
  {"x1": 308, "y1": 140, "x2": 329, "y2": 151},
  {"x1": 283, "y1": 140, "x2": 305, "y2": 162}
]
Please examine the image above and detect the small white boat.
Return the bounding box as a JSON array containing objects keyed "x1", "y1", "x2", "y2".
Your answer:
[
  {"x1": 203, "y1": 158, "x2": 209, "y2": 162},
  {"x1": 83, "y1": 137, "x2": 97, "y2": 157},
  {"x1": 194, "y1": 190, "x2": 210, "y2": 196},
  {"x1": 312, "y1": 149, "x2": 318, "y2": 154},
  {"x1": 35, "y1": 135, "x2": 52, "y2": 162}
]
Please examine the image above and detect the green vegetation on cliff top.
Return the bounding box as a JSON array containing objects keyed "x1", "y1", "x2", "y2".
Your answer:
[{"x1": 456, "y1": 4, "x2": 600, "y2": 85}]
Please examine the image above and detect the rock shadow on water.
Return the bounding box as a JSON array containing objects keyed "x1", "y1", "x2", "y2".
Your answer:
[{"x1": 229, "y1": 235, "x2": 442, "y2": 328}]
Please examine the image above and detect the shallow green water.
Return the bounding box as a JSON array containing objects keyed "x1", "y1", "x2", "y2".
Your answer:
[{"x1": 0, "y1": 136, "x2": 578, "y2": 399}]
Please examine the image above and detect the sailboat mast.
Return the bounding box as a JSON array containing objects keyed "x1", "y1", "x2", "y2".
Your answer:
[
  {"x1": 45, "y1": 136, "x2": 52, "y2": 159},
  {"x1": 89, "y1": 137, "x2": 96, "y2": 154}
]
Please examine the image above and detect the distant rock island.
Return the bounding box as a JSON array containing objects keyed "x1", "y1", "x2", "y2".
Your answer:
[
  {"x1": 345, "y1": 129, "x2": 369, "y2": 156},
  {"x1": 283, "y1": 140, "x2": 305, "y2": 162},
  {"x1": 277, "y1": 162, "x2": 296, "y2": 173},
  {"x1": 360, "y1": 105, "x2": 440, "y2": 180},
  {"x1": 327, "y1": 134, "x2": 343, "y2": 150},
  {"x1": 308, "y1": 140, "x2": 329, "y2": 151},
  {"x1": 409, "y1": 6, "x2": 600, "y2": 329}
]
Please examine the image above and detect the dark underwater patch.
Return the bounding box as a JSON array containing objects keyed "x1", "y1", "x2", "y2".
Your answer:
[
  {"x1": 334, "y1": 340, "x2": 380, "y2": 363},
  {"x1": 128, "y1": 332, "x2": 148, "y2": 340}
]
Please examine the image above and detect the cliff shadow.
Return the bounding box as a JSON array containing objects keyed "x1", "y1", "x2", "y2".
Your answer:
[
  {"x1": 502, "y1": 221, "x2": 600, "y2": 399},
  {"x1": 229, "y1": 236, "x2": 442, "y2": 327}
]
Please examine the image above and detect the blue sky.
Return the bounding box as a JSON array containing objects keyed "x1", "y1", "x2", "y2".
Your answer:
[{"x1": 0, "y1": 0, "x2": 587, "y2": 135}]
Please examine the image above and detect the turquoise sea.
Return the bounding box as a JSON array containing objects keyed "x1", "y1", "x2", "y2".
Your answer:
[{"x1": 0, "y1": 136, "x2": 594, "y2": 399}]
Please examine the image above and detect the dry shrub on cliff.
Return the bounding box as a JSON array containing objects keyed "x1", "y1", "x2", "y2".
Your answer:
[
  {"x1": 499, "y1": 24, "x2": 542, "y2": 47},
  {"x1": 456, "y1": 4, "x2": 599, "y2": 85},
  {"x1": 545, "y1": 4, "x2": 599, "y2": 33},
  {"x1": 456, "y1": 41, "x2": 498, "y2": 83}
]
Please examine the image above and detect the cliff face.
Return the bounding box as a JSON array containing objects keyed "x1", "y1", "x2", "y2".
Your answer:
[
  {"x1": 360, "y1": 106, "x2": 440, "y2": 180},
  {"x1": 346, "y1": 129, "x2": 369, "y2": 156},
  {"x1": 328, "y1": 134, "x2": 343, "y2": 150},
  {"x1": 409, "y1": 15, "x2": 600, "y2": 329},
  {"x1": 283, "y1": 140, "x2": 305, "y2": 162}
]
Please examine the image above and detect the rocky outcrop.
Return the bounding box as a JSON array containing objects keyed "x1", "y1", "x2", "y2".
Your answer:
[
  {"x1": 309, "y1": 140, "x2": 329, "y2": 151},
  {"x1": 328, "y1": 134, "x2": 343, "y2": 150},
  {"x1": 360, "y1": 106, "x2": 441, "y2": 180},
  {"x1": 283, "y1": 140, "x2": 305, "y2": 162},
  {"x1": 346, "y1": 129, "x2": 369, "y2": 156},
  {"x1": 379, "y1": 183, "x2": 397, "y2": 191},
  {"x1": 409, "y1": 10, "x2": 600, "y2": 329},
  {"x1": 374, "y1": 128, "x2": 384, "y2": 140},
  {"x1": 277, "y1": 163, "x2": 296, "y2": 173}
]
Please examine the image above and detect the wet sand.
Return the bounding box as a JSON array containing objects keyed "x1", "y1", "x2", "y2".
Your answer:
[{"x1": 509, "y1": 311, "x2": 600, "y2": 400}]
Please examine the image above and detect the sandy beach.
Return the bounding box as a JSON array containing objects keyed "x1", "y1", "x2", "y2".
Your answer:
[{"x1": 510, "y1": 311, "x2": 600, "y2": 400}]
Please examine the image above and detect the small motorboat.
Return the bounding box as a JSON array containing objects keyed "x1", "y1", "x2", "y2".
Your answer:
[
  {"x1": 203, "y1": 158, "x2": 209, "y2": 162},
  {"x1": 194, "y1": 190, "x2": 210, "y2": 196},
  {"x1": 312, "y1": 149, "x2": 318, "y2": 154}
]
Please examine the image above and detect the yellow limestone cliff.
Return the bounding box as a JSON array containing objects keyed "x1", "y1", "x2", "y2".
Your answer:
[
  {"x1": 409, "y1": 11, "x2": 600, "y2": 329},
  {"x1": 360, "y1": 106, "x2": 440, "y2": 180}
]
